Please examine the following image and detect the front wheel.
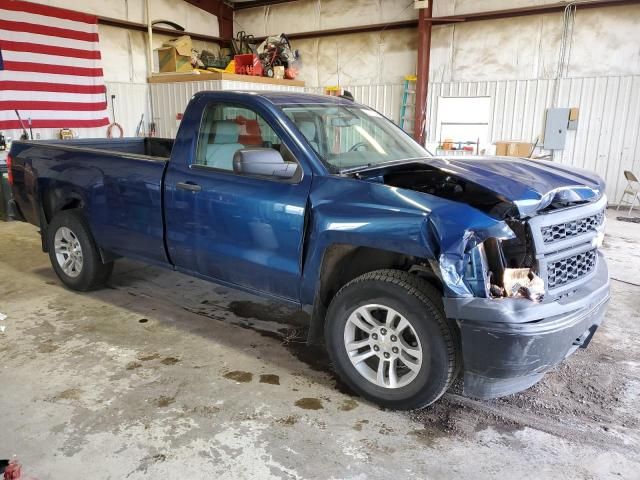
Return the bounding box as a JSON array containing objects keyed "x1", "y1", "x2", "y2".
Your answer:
[
  {"x1": 46, "y1": 210, "x2": 113, "y2": 291},
  {"x1": 325, "y1": 270, "x2": 459, "y2": 410}
]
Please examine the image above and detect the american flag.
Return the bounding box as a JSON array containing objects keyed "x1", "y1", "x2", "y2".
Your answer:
[{"x1": 0, "y1": 0, "x2": 109, "y2": 130}]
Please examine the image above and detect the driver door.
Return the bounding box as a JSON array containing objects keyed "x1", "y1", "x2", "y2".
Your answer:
[{"x1": 164, "y1": 102, "x2": 312, "y2": 302}]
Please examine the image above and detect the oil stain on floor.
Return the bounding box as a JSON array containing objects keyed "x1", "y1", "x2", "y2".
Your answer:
[
  {"x1": 160, "y1": 357, "x2": 180, "y2": 365},
  {"x1": 294, "y1": 397, "x2": 323, "y2": 410},
  {"x1": 259, "y1": 374, "x2": 280, "y2": 385},
  {"x1": 223, "y1": 370, "x2": 253, "y2": 383}
]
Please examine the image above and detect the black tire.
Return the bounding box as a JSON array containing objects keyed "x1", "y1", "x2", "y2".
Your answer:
[
  {"x1": 46, "y1": 210, "x2": 113, "y2": 291},
  {"x1": 325, "y1": 269, "x2": 459, "y2": 410}
]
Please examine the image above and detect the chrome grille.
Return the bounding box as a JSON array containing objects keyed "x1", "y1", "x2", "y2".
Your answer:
[
  {"x1": 541, "y1": 211, "x2": 604, "y2": 244},
  {"x1": 547, "y1": 249, "x2": 597, "y2": 290}
]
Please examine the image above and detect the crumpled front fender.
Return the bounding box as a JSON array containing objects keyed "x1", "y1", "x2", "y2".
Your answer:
[
  {"x1": 422, "y1": 202, "x2": 515, "y2": 297},
  {"x1": 300, "y1": 177, "x2": 515, "y2": 306}
]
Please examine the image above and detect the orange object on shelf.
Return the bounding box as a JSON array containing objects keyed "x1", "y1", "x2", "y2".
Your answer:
[{"x1": 234, "y1": 54, "x2": 263, "y2": 76}]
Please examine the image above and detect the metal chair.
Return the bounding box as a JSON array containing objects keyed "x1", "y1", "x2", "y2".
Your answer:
[{"x1": 616, "y1": 170, "x2": 640, "y2": 215}]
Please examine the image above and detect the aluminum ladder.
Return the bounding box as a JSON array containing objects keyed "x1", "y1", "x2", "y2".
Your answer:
[{"x1": 399, "y1": 75, "x2": 417, "y2": 132}]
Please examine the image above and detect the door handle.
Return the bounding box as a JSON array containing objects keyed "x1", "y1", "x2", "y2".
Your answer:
[{"x1": 176, "y1": 182, "x2": 202, "y2": 192}]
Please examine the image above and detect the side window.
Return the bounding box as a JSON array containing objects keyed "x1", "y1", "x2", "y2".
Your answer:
[{"x1": 194, "y1": 104, "x2": 290, "y2": 172}]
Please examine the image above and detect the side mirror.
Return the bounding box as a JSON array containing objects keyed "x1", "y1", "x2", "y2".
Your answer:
[{"x1": 233, "y1": 148, "x2": 298, "y2": 179}]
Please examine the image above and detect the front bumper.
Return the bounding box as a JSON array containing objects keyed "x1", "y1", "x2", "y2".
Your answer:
[{"x1": 443, "y1": 253, "x2": 610, "y2": 399}]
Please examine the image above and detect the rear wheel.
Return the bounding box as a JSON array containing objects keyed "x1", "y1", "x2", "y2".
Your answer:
[
  {"x1": 46, "y1": 210, "x2": 113, "y2": 291},
  {"x1": 325, "y1": 270, "x2": 459, "y2": 409}
]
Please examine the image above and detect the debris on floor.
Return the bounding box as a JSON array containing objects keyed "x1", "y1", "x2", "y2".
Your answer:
[{"x1": 2, "y1": 457, "x2": 19, "y2": 480}]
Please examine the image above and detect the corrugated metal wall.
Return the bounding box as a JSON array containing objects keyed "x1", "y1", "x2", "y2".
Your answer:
[
  {"x1": 150, "y1": 80, "x2": 305, "y2": 138},
  {"x1": 336, "y1": 76, "x2": 640, "y2": 203},
  {"x1": 556, "y1": 76, "x2": 640, "y2": 204},
  {"x1": 305, "y1": 84, "x2": 405, "y2": 124}
]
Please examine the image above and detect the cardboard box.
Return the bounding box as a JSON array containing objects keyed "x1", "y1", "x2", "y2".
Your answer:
[
  {"x1": 495, "y1": 141, "x2": 534, "y2": 157},
  {"x1": 273, "y1": 66, "x2": 285, "y2": 79},
  {"x1": 163, "y1": 35, "x2": 192, "y2": 56},
  {"x1": 156, "y1": 47, "x2": 192, "y2": 73}
]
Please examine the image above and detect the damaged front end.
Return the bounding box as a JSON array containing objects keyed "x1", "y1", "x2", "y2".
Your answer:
[
  {"x1": 380, "y1": 161, "x2": 561, "y2": 301},
  {"x1": 373, "y1": 160, "x2": 610, "y2": 399},
  {"x1": 435, "y1": 194, "x2": 610, "y2": 400}
]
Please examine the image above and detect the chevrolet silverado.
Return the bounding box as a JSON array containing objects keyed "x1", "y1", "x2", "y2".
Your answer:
[{"x1": 7, "y1": 91, "x2": 610, "y2": 409}]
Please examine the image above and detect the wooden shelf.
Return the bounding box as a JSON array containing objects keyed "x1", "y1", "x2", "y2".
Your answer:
[{"x1": 148, "y1": 71, "x2": 305, "y2": 87}]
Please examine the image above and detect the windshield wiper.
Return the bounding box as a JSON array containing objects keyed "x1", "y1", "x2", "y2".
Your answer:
[{"x1": 338, "y1": 158, "x2": 429, "y2": 175}]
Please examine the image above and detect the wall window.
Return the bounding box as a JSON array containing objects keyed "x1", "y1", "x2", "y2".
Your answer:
[{"x1": 435, "y1": 96, "x2": 491, "y2": 152}]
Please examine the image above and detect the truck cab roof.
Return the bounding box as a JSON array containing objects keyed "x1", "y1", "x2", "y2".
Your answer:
[{"x1": 192, "y1": 90, "x2": 356, "y2": 106}]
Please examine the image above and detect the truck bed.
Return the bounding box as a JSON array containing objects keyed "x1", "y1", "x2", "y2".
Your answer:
[
  {"x1": 9, "y1": 138, "x2": 171, "y2": 266},
  {"x1": 19, "y1": 137, "x2": 174, "y2": 160}
]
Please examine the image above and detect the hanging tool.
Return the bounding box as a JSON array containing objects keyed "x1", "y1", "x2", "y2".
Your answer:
[
  {"x1": 399, "y1": 75, "x2": 417, "y2": 132},
  {"x1": 151, "y1": 20, "x2": 185, "y2": 31},
  {"x1": 106, "y1": 94, "x2": 123, "y2": 138},
  {"x1": 135, "y1": 114, "x2": 145, "y2": 136},
  {"x1": 14, "y1": 110, "x2": 30, "y2": 140}
]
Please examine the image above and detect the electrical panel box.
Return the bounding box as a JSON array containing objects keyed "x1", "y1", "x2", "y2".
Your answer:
[{"x1": 543, "y1": 108, "x2": 570, "y2": 150}]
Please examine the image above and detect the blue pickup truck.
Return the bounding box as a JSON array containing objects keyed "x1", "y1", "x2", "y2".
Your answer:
[{"x1": 7, "y1": 91, "x2": 609, "y2": 409}]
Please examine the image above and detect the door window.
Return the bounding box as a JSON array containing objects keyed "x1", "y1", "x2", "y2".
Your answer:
[{"x1": 195, "y1": 104, "x2": 296, "y2": 174}]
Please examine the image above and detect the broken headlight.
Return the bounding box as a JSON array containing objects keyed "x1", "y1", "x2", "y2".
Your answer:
[
  {"x1": 464, "y1": 238, "x2": 544, "y2": 301},
  {"x1": 463, "y1": 242, "x2": 491, "y2": 298}
]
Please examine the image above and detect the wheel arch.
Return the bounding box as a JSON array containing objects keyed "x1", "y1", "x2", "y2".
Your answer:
[
  {"x1": 305, "y1": 243, "x2": 442, "y2": 344},
  {"x1": 39, "y1": 188, "x2": 87, "y2": 253}
]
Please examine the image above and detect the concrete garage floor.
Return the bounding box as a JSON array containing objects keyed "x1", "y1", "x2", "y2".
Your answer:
[{"x1": 0, "y1": 210, "x2": 639, "y2": 479}]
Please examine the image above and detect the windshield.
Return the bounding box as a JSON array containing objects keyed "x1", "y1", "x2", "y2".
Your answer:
[{"x1": 281, "y1": 104, "x2": 430, "y2": 172}]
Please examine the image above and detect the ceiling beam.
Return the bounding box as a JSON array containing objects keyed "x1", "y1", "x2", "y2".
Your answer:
[
  {"x1": 234, "y1": 0, "x2": 300, "y2": 10},
  {"x1": 181, "y1": 0, "x2": 234, "y2": 39},
  {"x1": 431, "y1": 0, "x2": 640, "y2": 23}
]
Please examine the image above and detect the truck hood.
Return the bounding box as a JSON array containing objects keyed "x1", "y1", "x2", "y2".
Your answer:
[
  {"x1": 361, "y1": 156, "x2": 605, "y2": 219},
  {"x1": 432, "y1": 156, "x2": 604, "y2": 215}
]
